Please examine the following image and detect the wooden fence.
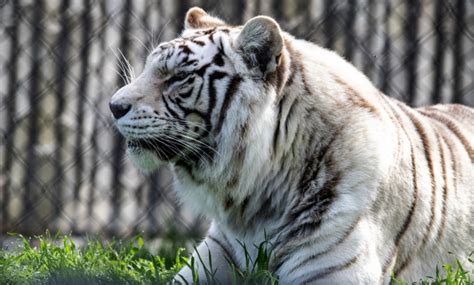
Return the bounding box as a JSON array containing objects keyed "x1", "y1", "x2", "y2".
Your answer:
[{"x1": 0, "y1": 0, "x2": 472, "y2": 239}]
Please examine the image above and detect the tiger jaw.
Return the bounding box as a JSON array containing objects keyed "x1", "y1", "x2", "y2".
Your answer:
[
  {"x1": 126, "y1": 144, "x2": 163, "y2": 172},
  {"x1": 127, "y1": 138, "x2": 184, "y2": 161},
  {"x1": 125, "y1": 135, "x2": 185, "y2": 172},
  {"x1": 114, "y1": 117, "x2": 185, "y2": 166}
]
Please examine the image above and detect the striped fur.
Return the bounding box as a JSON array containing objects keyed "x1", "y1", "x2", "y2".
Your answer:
[{"x1": 110, "y1": 7, "x2": 474, "y2": 284}]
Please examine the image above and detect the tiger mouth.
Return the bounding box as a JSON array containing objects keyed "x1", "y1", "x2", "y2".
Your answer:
[{"x1": 127, "y1": 138, "x2": 183, "y2": 160}]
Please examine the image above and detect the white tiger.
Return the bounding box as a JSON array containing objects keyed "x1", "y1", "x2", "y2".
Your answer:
[{"x1": 109, "y1": 7, "x2": 474, "y2": 284}]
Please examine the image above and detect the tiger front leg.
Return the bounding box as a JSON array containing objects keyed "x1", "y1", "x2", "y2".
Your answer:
[
  {"x1": 275, "y1": 220, "x2": 385, "y2": 284},
  {"x1": 278, "y1": 249, "x2": 384, "y2": 284},
  {"x1": 174, "y1": 225, "x2": 236, "y2": 284}
]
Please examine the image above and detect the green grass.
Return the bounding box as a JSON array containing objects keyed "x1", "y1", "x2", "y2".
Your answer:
[
  {"x1": 391, "y1": 254, "x2": 474, "y2": 285},
  {"x1": 0, "y1": 233, "x2": 277, "y2": 284},
  {"x1": 0, "y1": 233, "x2": 472, "y2": 284},
  {"x1": 0, "y1": 233, "x2": 183, "y2": 284}
]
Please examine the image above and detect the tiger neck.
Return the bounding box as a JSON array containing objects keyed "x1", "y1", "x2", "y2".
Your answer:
[
  {"x1": 172, "y1": 70, "x2": 331, "y2": 237},
  {"x1": 173, "y1": 40, "x2": 354, "y2": 235}
]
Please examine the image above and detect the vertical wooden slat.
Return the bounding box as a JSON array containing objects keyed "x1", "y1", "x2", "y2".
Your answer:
[
  {"x1": 142, "y1": 0, "x2": 162, "y2": 236},
  {"x1": 73, "y1": 0, "x2": 92, "y2": 208},
  {"x1": 380, "y1": 0, "x2": 392, "y2": 94},
  {"x1": 362, "y1": 0, "x2": 376, "y2": 77},
  {"x1": 403, "y1": 0, "x2": 421, "y2": 105},
  {"x1": 299, "y1": 0, "x2": 312, "y2": 37},
  {"x1": 140, "y1": 0, "x2": 152, "y2": 60},
  {"x1": 110, "y1": 0, "x2": 133, "y2": 235},
  {"x1": 323, "y1": 0, "x2": 336, "y2": 49},
  {"x1": 176, "y1": 0, "x2": 190, "y2": 33},
  {"x1": 254, "y1": 0, "x2": 261, "y2": 15},
  {"x1": 147, "y1": 173, "x2": 160, "y2": 235},
  {"x1": 228, "y1": 0, "x2": 246, "y2": 24},
  {"x1": 52, "y1": 0, "x2": 71, "y2": 222},
  {"x1": 452, "y1": 0, "x2": 466, "y2": 104},
  {"x1": 273, "y1": 0, "x2": 283, "y2": 21},
  {"x1": 87, "y1": 0, "x2": 108, "y2": 229},
  {"x1": 22, "y1": 0, "x2": 44, "y2": 227},
  {"x1": 431, "y1": 0, "x2": 446, "y2": 104},
  {"x1": 344, "y1": 0, "x2": 357, "y2": 61},
  {"x1": 1, "y1": 0, "x2": 21, "y2": 233}
]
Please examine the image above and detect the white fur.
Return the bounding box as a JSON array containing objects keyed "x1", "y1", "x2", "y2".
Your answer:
[{"x1": 110, "y1": 10, "x2": 474, "y2": 284}]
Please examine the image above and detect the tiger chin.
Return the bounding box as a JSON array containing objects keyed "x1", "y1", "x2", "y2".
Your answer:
[{"x1": 110, "y1": 7, "x2": 474, "y2": 284}]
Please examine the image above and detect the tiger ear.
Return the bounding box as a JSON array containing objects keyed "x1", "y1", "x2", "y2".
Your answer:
[
  {"x1": 235, "y1": 16, "x2": 283, "y2": 75},
  {"x1": 184, "y1": 7, "x2": 226, "y2": 29}
]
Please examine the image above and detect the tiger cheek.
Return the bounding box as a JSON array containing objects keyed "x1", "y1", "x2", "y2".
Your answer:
[{"x1": 185, "y1": 113, "x2": 207, "y2": 135}]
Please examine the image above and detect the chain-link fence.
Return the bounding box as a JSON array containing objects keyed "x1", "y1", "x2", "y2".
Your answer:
[{"x1": 0, "y1": 0, "x2": 473, "y2": 241}]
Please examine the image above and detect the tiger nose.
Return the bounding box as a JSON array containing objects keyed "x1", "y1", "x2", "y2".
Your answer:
[{"x1": 109, "y1": 102, "x2": 131, "y2": 119}]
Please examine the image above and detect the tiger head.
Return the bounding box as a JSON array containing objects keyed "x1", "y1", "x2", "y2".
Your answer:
[{"x1": 110, "y1": 7, "x2": 289, "y2": 178}]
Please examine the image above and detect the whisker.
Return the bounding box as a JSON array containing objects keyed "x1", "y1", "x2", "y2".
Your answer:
[
  {"x1": 109, "y1": 48, "x2": 129, "y2": 85},
  {"x1": 130, "y1": 32, "x2": 151, "y2": 54},
  {"x1": 167, "y1": 130, "x2": 220, "y2": 157},
  {"x1": 125, "y1": 9, "x2": 154, "y2": 53},
  {"x1": 117, "y1": 48, "x2": 135, "y2": 82},
  {"x1": 111, "y1": 66, "x2": 129, "y2": 86},
  {"x1": 158, "y1": 133, "x2": 215, "y2": 162},
  {"x1": 148, "y1": 138, "x2": 165, "y2": 161},
  {"x1": 110, "y1": 48, "x2": 131, "y2": 84},
  {"x1": 114, "y1": 49, "x2": 130, "y2": 84},
  {"x1": 152, "y1": 135, "x2": 194, "y2": 162},
  {"x1": 154, "y1": 128, "x2": 216, "y2": 151},
  {"x1": 156, "y1": 18, "x2": 173, "y2": 46},
  {"x1": 124, "y1": 125, "x2": 219, "y2": 160},
  {"x1": 162, "y1": 134, "x2": 219, "y2": 160},
  {"x1": 155, "y1": 117, "x2": 212, "y2": 134}
]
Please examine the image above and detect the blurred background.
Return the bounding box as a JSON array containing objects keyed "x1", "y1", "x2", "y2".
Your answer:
[{"x1": 0, "y1": 0, "x2": 473, "y2": 246}]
